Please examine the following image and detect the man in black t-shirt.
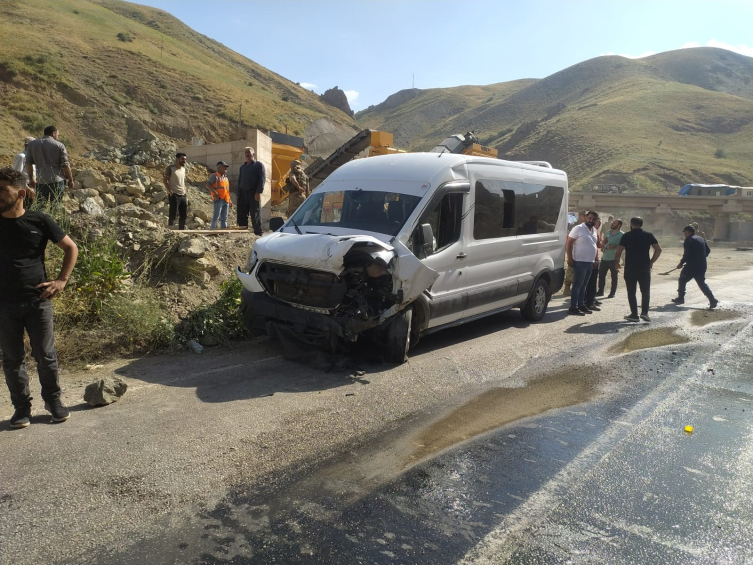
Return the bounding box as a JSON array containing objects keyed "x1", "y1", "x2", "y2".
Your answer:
[
  {"x1": 0, "y1": 168, "x2": 78, "y2": 429},
  {"x1": 614, "y1": 217, "x2": 662, "y2": 323}
]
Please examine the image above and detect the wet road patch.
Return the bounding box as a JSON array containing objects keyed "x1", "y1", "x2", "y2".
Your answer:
[
  {"x1": 408, "y1": 368, "x2": 598, "y2": 464},
  {"x1": 690, "y1": 309, "x2": 740, "y2": 327},
  {"x1": 610, "y1": 328, "x2": 689, "y2": 354}
]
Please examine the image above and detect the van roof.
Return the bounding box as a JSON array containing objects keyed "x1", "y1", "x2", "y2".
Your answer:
[{"x1": 325, "y1": 152, "x2": 566, "y2": 184}]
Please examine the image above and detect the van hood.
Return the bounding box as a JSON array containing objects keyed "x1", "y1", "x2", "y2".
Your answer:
[{"x1": 249, "y1": 232, "x2": 437, "y2": 306}]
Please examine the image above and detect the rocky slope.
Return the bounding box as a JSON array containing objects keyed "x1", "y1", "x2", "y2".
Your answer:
[{"x1": 0, "y1": 0, "x2": 355, "y2": 155}]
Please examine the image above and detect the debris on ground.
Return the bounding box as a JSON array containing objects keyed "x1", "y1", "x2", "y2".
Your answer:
[{"x1": 84, "y1": 376, "x2": 128, "y2": 406}]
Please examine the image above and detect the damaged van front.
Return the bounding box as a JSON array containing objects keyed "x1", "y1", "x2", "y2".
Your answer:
[{"x1": 237, "y1": 159, "x2": 447, "y2": 362}]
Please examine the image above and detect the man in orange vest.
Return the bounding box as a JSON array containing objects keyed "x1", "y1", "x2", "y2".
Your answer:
[{"x1": 206, "y1": 161, "x2": 233, "y2": 229}]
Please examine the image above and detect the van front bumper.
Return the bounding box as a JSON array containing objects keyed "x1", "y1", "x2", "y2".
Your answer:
[{"x1": 240, "y1": 289, "x2": 381, "y2": 341}]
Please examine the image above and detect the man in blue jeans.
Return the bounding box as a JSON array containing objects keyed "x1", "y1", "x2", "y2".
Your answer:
[
  {"x1": 0, "y1": 168, "x2": 78, "y2": 429},
  {"x1": 565, "y1": 210, "x2": 599, "y2": 315}
]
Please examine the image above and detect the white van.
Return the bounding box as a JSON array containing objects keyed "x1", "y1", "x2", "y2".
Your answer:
[{"x1": 237, "y1": 153, "x2": 568, "y2": 363}]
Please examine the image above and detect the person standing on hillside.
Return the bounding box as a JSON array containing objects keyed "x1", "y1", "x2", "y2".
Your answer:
[
  {"x1": 13, "y1": 136, "x2": 35, "y2": 187},
  {"x1": 598, "y1": 218, "x2": 624, "y2": 298},
  {"x1": 0, "y1": 168, "x2": 78, "y2": 429},
  {"x1": 672, "y1": 225, "x2": 718, "y2": 308},
  {"x1": 206, "y1": 161, "x2": 233, "y2": 229},
  {"x1": 565, "y1": 210, "x2": 599, "y2": 315},
  {"x1": 286, "y1": 160, "x2": 309, "y2": 218},
  {"x1": 163, "y1": 152, "x2": 188, "y2": 230},
  {"x1": 25, "y1": 126, "x2": 74, "y2": 201},
  {"x1": 237, "y1": 147, "x2": 266, "y2": 236},
  {"x1": 615, "y1": 217, "x2": 662, "y2": 322}
]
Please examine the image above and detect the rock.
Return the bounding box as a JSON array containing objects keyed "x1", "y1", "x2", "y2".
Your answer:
[
  {"x1": 80, "y1": 197, "x2": 105, "y2": 216},
  {"x1": 103, "y1": 170, "x2": 117, "y2": 182},
  {"x1": 151, "y1": 191, "x2": 168, "y2": 204},
  {"x1": 194, "y1": 209, "x2": 210, "y2": 222},
  {"x1": 126, "y1": 117, "x2": 157, "y2": 143},
  {"x1": 112, "y1": 203, "x2": 142, "y2": 218},
  {"x1": 138, "y1": 210, "x2": 156, "y2": 221},
  {"x1": 195, "y1": 257, "x2": 220, "y2": 276},
  {"x1": 87, "y1": 228, "x2": 103, "y2": 242},
  {"x1": 126, "y1": 180, "x2": 145, "y2": 196},
  {"x1": 71, "y1": 189, "x2": 88, "y2": 201},
  {"x1": 319, "y1": 86, "x2": 355, "y2": 117},
  {"x1": 133, "y1": 198, "x2": 150, "y2": 209},
  {"x1": 151, "y1": 182, "x2": 163, "y2": 191},
  {"x1": 92, "y1": 195, "x2": 105, "y2": 209},
  {"x1": 101, "y1": 193, "x2": 117, "y2": 208},
  {"x1": 128, "y1": 165, "x2": 146, "y2": 182},
  {"x1": 84, "y1": 376, "x2": 128, "y2": 406},
  {"x1": 178, "y1": 237, "x2": 210, "y2": 258},
  {"x1": 200, "y1": 335, "x2": 220, "y2": 347},
  {"x1": 77, "y1": 170, "x2": 108, "y2": 190},
  {"x1": 116, "y1": 194, "x2": 132, "y2": 205},
  {"x1": 140, "y1": 220, "x2": 158, "y2": 229},
  {"x1": 193, "y1": 217, "x2": 205, "y2": 228}
]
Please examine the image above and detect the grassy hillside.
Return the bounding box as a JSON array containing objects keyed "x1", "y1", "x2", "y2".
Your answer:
[
  {"x1": 357, "y1": 48, "x2": 753, "y2": 192},
  {"x1": 0, "y1": 0, "x2": 355, "y2": 154}
]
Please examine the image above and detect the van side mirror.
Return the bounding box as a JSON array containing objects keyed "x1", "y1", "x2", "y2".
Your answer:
[{"x1": 420, "y1": 223, "x2": 434, "y2": 258}]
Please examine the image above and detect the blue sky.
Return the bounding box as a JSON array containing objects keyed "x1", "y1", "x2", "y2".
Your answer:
[{"x1": 135, "y1": 0, "x2": 753, "y2": 111}]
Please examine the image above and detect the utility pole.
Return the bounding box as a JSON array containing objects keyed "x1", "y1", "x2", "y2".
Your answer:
[{"x1": 160, "y1": 34, "x2": 164, "y2": 59}]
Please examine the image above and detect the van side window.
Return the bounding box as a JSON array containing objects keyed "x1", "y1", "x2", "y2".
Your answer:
[
  {"x1": 473, "y1": 180, "x2": 516, "y2": 239},
  {"x1": 514, "y1": 185, "x2": 564, "y2": 234},
  {"x1": 415, "y1": 192, "x2": 463, "y2": 256}
]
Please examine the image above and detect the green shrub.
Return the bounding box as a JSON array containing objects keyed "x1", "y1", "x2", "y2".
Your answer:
[
  {"x1": 174, "y1": 276, "x2": 247, "y2": 346},
  {"x1": 714, "y1": 148, "x2": 727, "y2": 159},
  {"x1": 101, "y1": 291, "x2": 174, "y2": 351},
  {"x1": 281, "y1": 95, "x2": 290, "y2": 102},
  {"x1": 117, "y1": 32, "x2": 135, "y2": 43}
]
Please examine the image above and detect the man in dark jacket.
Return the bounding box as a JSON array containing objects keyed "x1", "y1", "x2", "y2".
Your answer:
[
  {"x1": 236, "y1": 147, "x2": 266, "y2": 236},
  {"x1": 672, "y1": 225, "x2": 718, "y2": 308}
]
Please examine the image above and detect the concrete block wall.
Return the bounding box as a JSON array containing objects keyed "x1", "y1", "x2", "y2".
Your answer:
[{"x1": 178, "y1": 129, "x2": 273, "y2": 228}]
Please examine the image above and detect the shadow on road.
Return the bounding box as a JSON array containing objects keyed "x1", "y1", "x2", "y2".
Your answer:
[{"x1": 112, "y1": 340, "x2": 372, "y2": 404}]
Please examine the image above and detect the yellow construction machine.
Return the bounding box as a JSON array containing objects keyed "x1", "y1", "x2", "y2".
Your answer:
[
  {"x1": 430, "y1": 131, "x2": 498, "y2": 158},
  {"x1": 270, "y1": 131, "x2": 306, "y2": 206}
]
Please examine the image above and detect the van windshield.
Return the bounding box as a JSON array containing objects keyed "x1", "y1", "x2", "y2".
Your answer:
[{"x1": 289, "y1": 190, "x2": 423, "y2": 236}]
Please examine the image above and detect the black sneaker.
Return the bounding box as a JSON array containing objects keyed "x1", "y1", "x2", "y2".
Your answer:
[
  {"x1": 640, "y1": 313, "x2": 651, "y2": 322},
  {"x1": 568, "y1": 306, "x2": 586, "y2": 316},
  {"x1": 596, "y1": 290, "x2": 604, "y2": 297},
  {"x1": 44, "y1": 399, "x2": 70, "y2": 423},
  {"x1": 671, "y1": 297, "x2": 685, "y2": 304},
  {"x1": 579, "y1": 305, "x2": 593, "y2": 314},
  {"x1": 593, "y1": 300, "x2": 603, "y2": 306},
  {"x1": 586, "y1": 303, "x2": 601, "y2": 311},
  {"x1": 10, "y1": 406, "x2": 32, "y2": 429},
  {"x1": 624, "y1": 314, "x2": 640, "y2": 322},
  {"x1": 709, "y1": 298, "x2": 718, "y2": 309},
  {"x1": 607, "y1": 293, "x2": 616, "y2": 299}
]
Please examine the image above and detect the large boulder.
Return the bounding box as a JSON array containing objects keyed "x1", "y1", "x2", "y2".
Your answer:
[
  {"x1": 177, "y1": 237, "x2": 211, "y2": 258},
  {"x1": 84, "y1": 376, "x2": 128, "y2": 406},
  {"x1": 80, "y1": 198, "x2": 105, "y2": 216},
  {"x1": 112, "y1": 203, "x2": 142, "y2": 218},
  {"x1": 77, "y1": 170, "x2": 108, "y2": 190},
  {"x1": 150, "y1": 190, "x2": 168, "y2": 204},
  {"x1": 126, "y1": 180, "x2": 146, "y2": 196}
]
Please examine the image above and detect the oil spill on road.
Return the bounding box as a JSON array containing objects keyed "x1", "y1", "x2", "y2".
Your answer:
[
  {"x1": 610, "y1": 327, "x2": 689, "y2": 354},
  {"x1": 690, "y1": 309, "x2": 740, "y2": 327},
  {"x1": 407, "y1": 368, "x2": 598, "y2": 465}
]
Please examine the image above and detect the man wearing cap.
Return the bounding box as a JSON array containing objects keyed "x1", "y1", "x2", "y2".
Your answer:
[
  {"x1": 286, "y1": 160, "x2": 309, "y2": 217},
  {"x1": 206, "y1": 161, "x2": 233, "y2": 229},
  {"x1": 13, "y1": 136, "x2": 36, "y2": 187},
  {"x1": 672, "y1": 225, "x2": 718, "y2": 308}
]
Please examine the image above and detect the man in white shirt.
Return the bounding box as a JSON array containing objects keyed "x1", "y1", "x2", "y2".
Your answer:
[
  {"x1": 13, "y1": 137, "x2": 36, "y2": 186},
  {"x1": 565, "y1": 210, "x2": 599, "y2": 315}
]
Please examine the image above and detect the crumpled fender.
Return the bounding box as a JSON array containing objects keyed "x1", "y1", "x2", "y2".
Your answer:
[{"x1": 237, "y1": 232, "x2": 438, "y2": 307}]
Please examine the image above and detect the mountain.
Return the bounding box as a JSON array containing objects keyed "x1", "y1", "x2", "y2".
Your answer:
[
  {"x1": 357, "y1": 48, "x2": 753, "y2": 192},
  {"x1": 0, "y1": 0, "x2": 355, "y2": 155}
]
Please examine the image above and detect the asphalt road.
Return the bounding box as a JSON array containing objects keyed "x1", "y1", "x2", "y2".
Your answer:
[{"x1": 1, "y1": 254, "x2": 752, "y2": 565}]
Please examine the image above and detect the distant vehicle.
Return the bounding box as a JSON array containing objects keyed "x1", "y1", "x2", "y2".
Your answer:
[
  {"x1": 592, "y1": 184, "x2": 622, "y2": 193},
  {"x1": 679, "y1": 184, "x2": 739, "y2": 196}
]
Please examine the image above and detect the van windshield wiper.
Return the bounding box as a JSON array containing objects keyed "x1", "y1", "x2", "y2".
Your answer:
[{"x1": 290, "y1": 217, "x2": 302, "y2": 235}]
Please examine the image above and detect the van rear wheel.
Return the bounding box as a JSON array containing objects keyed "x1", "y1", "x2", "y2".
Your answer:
[
  {"x1": 384, "y1": 308, "x2": 412, "y2": 364},
  {"x1": 522, "y1": 279, "x2": 549, "y2": 321}
]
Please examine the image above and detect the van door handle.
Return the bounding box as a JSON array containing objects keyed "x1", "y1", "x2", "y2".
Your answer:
[{"x1": 456, "y1": 252, "x2": 467, "y2": 259}]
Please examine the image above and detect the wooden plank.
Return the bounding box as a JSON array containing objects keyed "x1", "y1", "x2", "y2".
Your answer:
[{"x1": 168, "y1": 228, "x2": 252, "y2": 235}]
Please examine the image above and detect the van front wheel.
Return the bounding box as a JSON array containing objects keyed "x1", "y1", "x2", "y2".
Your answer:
[
  {"x1": 522, "y1": 279, "x2": 549, "y2": 322},
  {"x1": 384, "y1": 308, "x2": 412, "y2": 364}
]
